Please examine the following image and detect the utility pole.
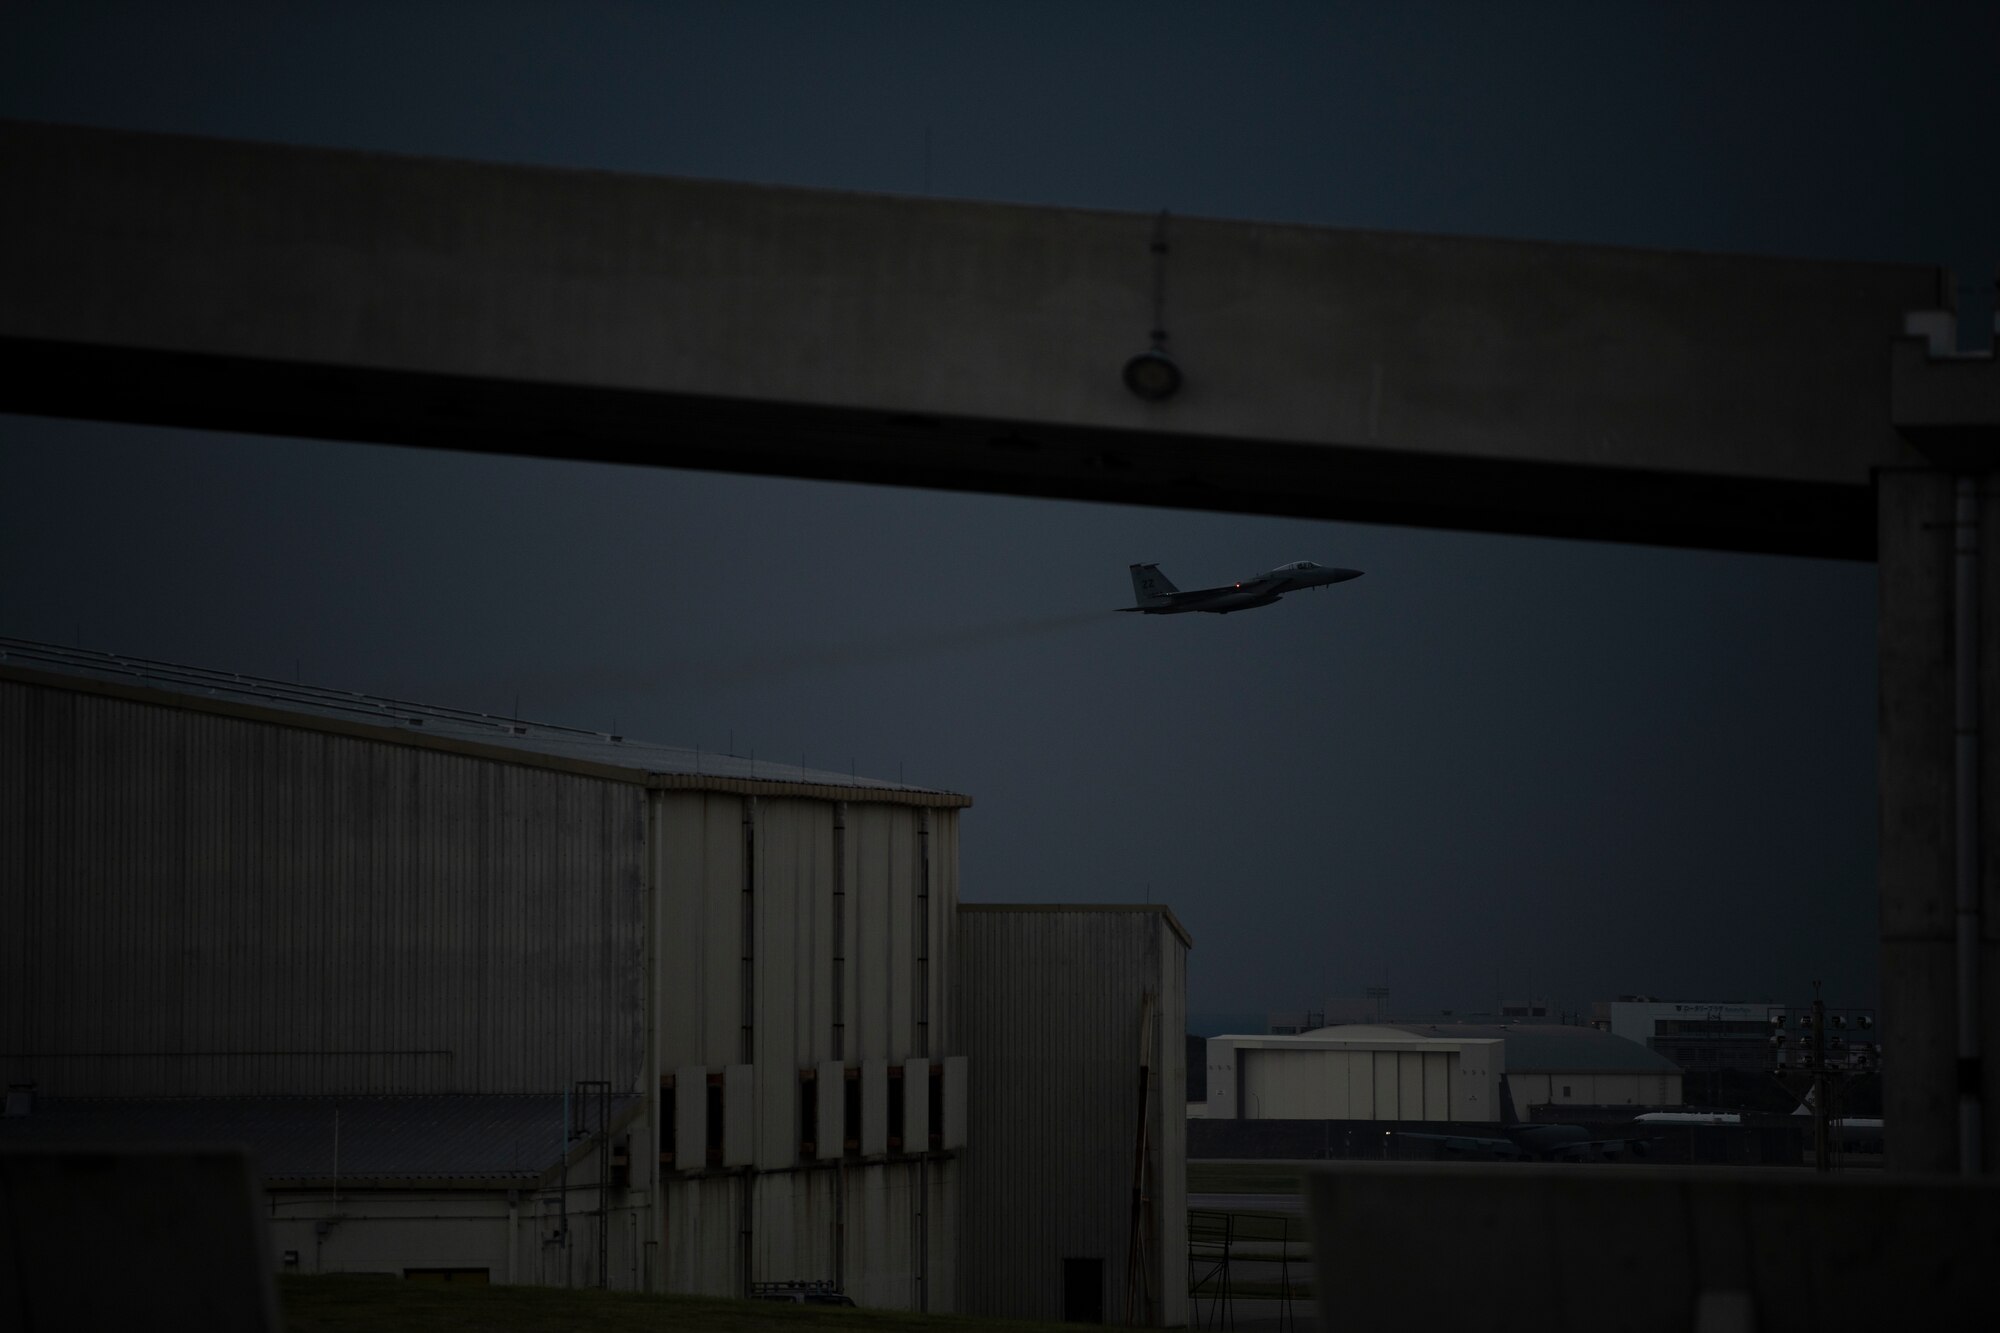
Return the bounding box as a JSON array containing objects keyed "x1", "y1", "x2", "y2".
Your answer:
[{"x1": 1770, "y1": 981, "x2": 1879, "y2": 1173}]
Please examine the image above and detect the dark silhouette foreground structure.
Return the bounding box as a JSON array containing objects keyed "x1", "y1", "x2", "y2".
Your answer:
[{"x1": 0, "y1": 119, "x2": 1995, "y2": 1181}]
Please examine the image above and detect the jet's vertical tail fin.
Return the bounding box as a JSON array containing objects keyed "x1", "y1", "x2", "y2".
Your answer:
[{"x1": 1129, "y1": 563, "x2": 1178, "y2": 605}]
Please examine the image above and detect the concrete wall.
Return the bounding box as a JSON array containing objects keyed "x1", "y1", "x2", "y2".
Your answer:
[
  {"x1": 1308, "y1": 1163, "x2": 2000, "y2": 1332},
  {"x1": 0, "y1": 674, "x2": 648, "y2": 1096},
  {"x1": 2, "y1": 1147, "x2": 279, "y2": 1330},
  {"x1": 957, "y1": 906, "x2": 1187, "y2": 1326}
]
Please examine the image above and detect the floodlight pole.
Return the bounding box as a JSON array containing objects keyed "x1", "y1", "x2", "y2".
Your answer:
[
  {"x1": 1811, "y1": 985, "x2": 1830, "y2": 1172},
  {"x1": 1955, "y1": 475, "x2": 1983, "y2": 1178}
]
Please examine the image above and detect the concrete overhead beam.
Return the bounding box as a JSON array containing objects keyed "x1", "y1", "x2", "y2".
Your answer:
[{"x1": 0, "y1": 119, "x2": 1951, "y2": 556}]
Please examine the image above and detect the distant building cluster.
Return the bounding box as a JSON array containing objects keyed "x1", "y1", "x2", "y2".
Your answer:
[
  {"x1": 1596, "y1": 998, "x2": 1778, "y2": 1074},
  {"x1": 1594, "y1": 996, "x2": 1879, "y2": 1081},
  {"x1": 1211, "y1": 990, "x2": 1882, "y2": 1129},
  {"x1": 1203, "y1": 1021, "x2": 1681, "y2": 1124}
]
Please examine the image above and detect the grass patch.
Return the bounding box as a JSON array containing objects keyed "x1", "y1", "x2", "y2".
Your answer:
[
  {"x1": 277, "y1": 1275, "x2": 1091, "y2": 1333},
  {"x1": 1222, "y1": 1283, "x2": 1313, "y2": 1300},
  {"x1": 1185, "y1": 1161, "x2": 1306, "y2": 1196}
]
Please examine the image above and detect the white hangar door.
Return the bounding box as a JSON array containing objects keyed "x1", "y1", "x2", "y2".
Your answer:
[{"x1": 1241, "y1": 1048, "x2": 1453, "y2": 1121}]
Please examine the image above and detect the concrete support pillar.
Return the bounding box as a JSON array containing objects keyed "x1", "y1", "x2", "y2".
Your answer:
[{"x1": 1879, "y1": 469, "x2": 2000, "y2": 1172}]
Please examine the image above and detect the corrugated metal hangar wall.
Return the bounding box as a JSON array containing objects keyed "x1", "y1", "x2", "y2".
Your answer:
[
  {"x1": 2, "y1": 646, "x2": 1183, "y2": 1320},
  {"x1": 0, "y1": 676, "x2": 647, "y2": 1098},
  {"x1": 0, "y1": 657, "x2": 970, "y2": 1307},
  {"x1": 957, "y1": 905, "x2": 1189, "y2": 1326}
]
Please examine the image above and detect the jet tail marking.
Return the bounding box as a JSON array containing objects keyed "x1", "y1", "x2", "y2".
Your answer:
[{"x1": 1129, "y1": 563, "x2": 1177, "y2": 605}]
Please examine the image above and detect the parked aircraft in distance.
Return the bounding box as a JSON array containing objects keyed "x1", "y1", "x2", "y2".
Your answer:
[
  {"x1": 1120, "y1": 560, "x2": 1363, "y2": 615},
  {"x1": 1387, "y1": 1122, "x2": 1649, "y2": 1163}
]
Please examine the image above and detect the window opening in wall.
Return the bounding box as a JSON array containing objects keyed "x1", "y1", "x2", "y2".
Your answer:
[
  {"x1": 928, "y1": 1065, "x2": 944, "y2": 1151},
  {"x1": 887, "y1": 1064, "x2": 905, "y2": 1153},
  {"x1": 800, "y1": 1069, "x2": 818, "y2": 1159},
  {"x1": 610, "y1": 1134, "x2": 630, "y2": 1190},
  {"x1": 843, "y1": 1066, "x2": 861, "y2": 1156},
  {"x1": 1563, "y1": 1085, "x2": 1572, "y2": 1098},
  {"x1": 707, "y1": 1074, "x2": 725, "y2": 1165},
  {"x1": 660, "y1": 1074, "x2": 675, "y2": 1167}
]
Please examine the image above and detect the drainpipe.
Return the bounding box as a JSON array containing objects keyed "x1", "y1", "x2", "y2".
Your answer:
[
  {"x1": 1956, "y1": 475, "x2": 1983, "y2": 1177},
  {"x1": 508, "y1": 1191, "x2": 519, "y2": 1285},
  {"x1": 644, "y1": 791, "x2": 662, "y2": 1292}
]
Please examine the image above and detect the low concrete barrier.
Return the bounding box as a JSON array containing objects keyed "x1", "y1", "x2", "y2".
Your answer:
[
  {"x1": 1192, "y1": 1117, "x2": 1803, "y2": 1165},
  {"x1": 1306, "y1": 1163, "x2": 1998, "y2": 1332},
  {"x1": 1, "y1": 1145, "x2": 279, "y2": 1331}
]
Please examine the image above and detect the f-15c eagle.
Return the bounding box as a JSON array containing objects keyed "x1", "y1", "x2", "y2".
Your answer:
[{"x1": 1120, "y1": 560, "x2": 1363, "y2": 615}]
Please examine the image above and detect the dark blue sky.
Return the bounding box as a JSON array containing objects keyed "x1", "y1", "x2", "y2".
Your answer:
[{"x1": 4, "y1": 2, "x2": 1996, "y2": 1019}]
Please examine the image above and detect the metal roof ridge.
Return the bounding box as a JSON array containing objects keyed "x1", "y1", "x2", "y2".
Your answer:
[
  {"x1": 959, "y1": 901, "x2": 1192, "y2": 949},
  {"x1": 1, "y1": 638, "x2": 973, "y2": 805}
]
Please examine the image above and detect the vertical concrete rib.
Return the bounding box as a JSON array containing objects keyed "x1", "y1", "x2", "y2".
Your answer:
[{"x1": 1879, "y1": 470, "x2": 2000, "y2": 1173}]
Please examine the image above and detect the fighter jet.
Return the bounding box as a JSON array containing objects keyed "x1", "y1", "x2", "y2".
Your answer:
[{"x1": 1120, "y1": 560, "x2": 1363, "y2": 614}]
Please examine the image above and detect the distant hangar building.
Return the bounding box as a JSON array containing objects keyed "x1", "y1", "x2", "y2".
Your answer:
[
  {"x1": 0, "y1": 639, "x2": 1184, "y2": 1320},
  {"x1": 1205, "y1": 1023, "x2": 1679, "y2": 1123},
  {"x1": 1206, "y1": 1027, "x2": 1505, "y2": 1122}
]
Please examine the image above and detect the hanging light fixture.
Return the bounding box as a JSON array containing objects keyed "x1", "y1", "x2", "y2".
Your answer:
[{"x1": 1123, "y1": 210, "x2": 1182, "y2": 401}]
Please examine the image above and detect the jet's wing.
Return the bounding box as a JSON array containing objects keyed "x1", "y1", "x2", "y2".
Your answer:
[
  {"x1": 1164, "y1": 585, "x2": 1237, "y2": 605},
  {"x1": 1168, "y1": 578, "x2": 1275, "y2": 605}
]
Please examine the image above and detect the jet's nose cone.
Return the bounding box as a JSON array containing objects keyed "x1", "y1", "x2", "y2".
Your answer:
[{"x1": 1328, "y1": 568, "x2": 1364, "y2": 582}]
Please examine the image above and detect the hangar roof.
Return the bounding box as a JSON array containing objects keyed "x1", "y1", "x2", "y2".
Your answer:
[
  {"x1": 1380, "y1": 1023, "x2": 1680, "y2": 1074},
  {"x1": 0, "y1": 1094, "x2": 643, "y2": 1186},
  {"x1": 0, "y1": 637, "x2": 970, "y2": 807},
  {"x1": 1230, "y1": 1024, "x2": 1678, "y2": 1074}
]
